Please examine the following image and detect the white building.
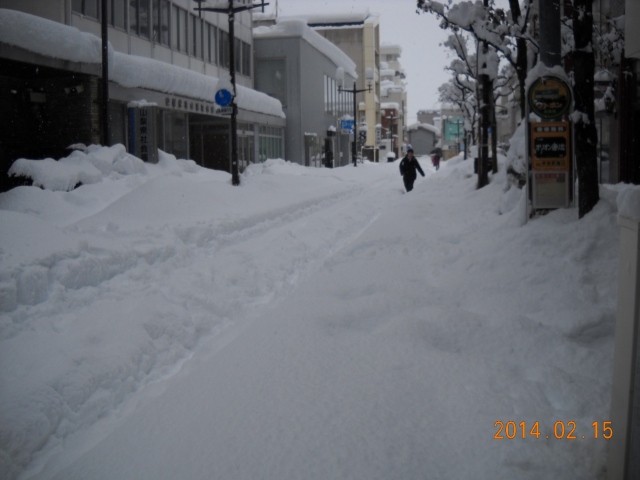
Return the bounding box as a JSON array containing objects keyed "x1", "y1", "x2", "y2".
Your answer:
[
  {"x1": 0, "y1": 0, "x2": 286, "y2": 190},
  {"x1": 380, "y1": 42, "x2": 408, "y2": 157},
  {"x1": 253, "y1": 18, "x2": 357, "y2": 167},
  {"x1": 255, "y1": 9, "x2": 382, "y2": 161}
]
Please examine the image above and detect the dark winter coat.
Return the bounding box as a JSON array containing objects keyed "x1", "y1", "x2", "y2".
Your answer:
[{"x1": 399, "y1": 155, "x2": 425, "y2": 179}]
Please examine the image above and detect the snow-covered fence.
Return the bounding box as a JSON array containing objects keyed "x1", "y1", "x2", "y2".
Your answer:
[{"x1": 607, "y1": 190, "x2": 640, "y2": 479}]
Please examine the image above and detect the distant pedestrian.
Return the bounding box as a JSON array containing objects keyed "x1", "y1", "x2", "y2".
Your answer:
[
  {"x1": 398, "y1": 148, "x2": 425, "y2": 192},
  {"x1": 430, "y1": 147, "x2": 443, "y2": 171}
]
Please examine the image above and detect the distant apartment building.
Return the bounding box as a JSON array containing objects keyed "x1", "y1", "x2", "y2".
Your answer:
[
  {"x1": 417, "y1": 109, "x2": 438, "y2": 126},
  {"x1": 0, "y1": 0, "x2": 286, "y2": 191},
  {"x1": 380, "y1": 42, "x2": 408, "y2": 157}
]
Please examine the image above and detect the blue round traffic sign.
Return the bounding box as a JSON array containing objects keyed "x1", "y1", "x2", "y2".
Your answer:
[{"x1": 215, "y1": 89, "x2": 232, "y2": 107}]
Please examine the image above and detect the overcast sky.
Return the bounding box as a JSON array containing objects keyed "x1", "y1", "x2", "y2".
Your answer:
[{"x1": 261, "y1": 0, "x2": 452, "y2": 123}]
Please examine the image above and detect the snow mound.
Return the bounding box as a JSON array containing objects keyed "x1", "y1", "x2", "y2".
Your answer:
[
  {"x1": 243, "y1": 158, "x2": 305, "y2": 177},
  {"x1": 8, "y1": 145, "x2": 147, "y2": 191},
  {"x1": 617, "y1": 187, "x2": 640, "y2": 221}
]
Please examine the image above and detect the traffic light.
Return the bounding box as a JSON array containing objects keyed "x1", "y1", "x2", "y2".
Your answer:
[{"x1": 358, "y1": 130, "x2": 367, "y2": 143}]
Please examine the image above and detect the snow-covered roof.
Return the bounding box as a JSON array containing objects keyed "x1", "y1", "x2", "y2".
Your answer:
[
  {"x1": 407, "y1": 122, "x2": 441, "y2": 136},
  {"x1": 0, "y1": 8, "x2": 104, "y2": 64},
  {"x1": 0, "y1": 8, "x2": 285, "y2": 118},
  {"x1": 380, "y1": 43, "x2": 402, "y2": 54},
  {"x1": 252, "y1": 11, "x2": 276, "y2": 22},
  {"x1": 279, "y1": 9, "x2": 379, "y2": 28},
  {"x1": 303, "y1": 10, "x2": 371, "y2": 25},
  {"x1": 253, "y1": 18, "x2": 357, "y2": 79},
  {"x1": 381, "y1": 102, "x2": 400, "y2": 111}
]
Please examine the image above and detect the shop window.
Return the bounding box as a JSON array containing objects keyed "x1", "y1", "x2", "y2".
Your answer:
[
  {"x1": 208, "y1": 24, "x2": 217, "y2": 64},
  {"x1": 153, "y1": 0, "x2": 170, "y2": 45},
  {"x1": 234, "y1": 37, "x2": 242, "y2": 72},
  {"x1": 164, "y1": 111, "x2": 189, "y2": 160},
  {"x1": 110, "y1": 0, "x2": 127, "y2": 29},
  {"x1": 73, "y1": 0, "x2": 99, "y2": 19},
  {"x1": 242, "y1": 42, "x2": 251, "y2": 77},
  {"x1": 219, "y1": 29, "x2": 230, "y2": 69},
  {"x1": 193, "y1": 15, "x2": 203, "y2": 59},
  {"x1": 170, "y1": 6, "x2": 188, "y2": 53},
  {"x1": 129, "y1": 0, "x2": 150, "y2": 39}
]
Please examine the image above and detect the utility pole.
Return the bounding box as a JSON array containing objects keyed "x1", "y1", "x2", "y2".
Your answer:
[
  {"x1": 538, "y1": 0, "x2": 561, "y2": 67},
  {"x1": 194, "y1": 0, "x2": 269, "y2": 185},
  {"x1": 339, "y1": 81, "x2": 372, "y2": 167},
  {"x1": 477, "y1": 43, "x2": 490, "y2": 188}
]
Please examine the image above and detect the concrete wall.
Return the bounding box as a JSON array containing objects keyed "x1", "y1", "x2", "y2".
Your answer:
[{"x1": 626, "y1": 0, "x2": 639, "y2": 59}]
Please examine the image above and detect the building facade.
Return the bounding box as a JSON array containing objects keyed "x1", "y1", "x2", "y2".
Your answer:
[
  {"x1": 406, "y1": 123, "x2": 440, "y2": 157},
  {"x1": 0, "y1": 0, "x2": 286, "y2": 191},
  {"x1": 253, "y1": 18, "x2": 357, "y2": 167},
  {"x1": 380, "y1": 42, "x2": 408, "y2": 157},
  {"x1": 303, "y1": 11, "x2": 381, "y2": 162},
  {"x1": 438, "y1": 104, "x2": 465, "y2": 159},
  {"x1": 254, "y1": 9, "x2": 382, "y2": 161}
]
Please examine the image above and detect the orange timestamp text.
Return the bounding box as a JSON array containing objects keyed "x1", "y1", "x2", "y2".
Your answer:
[{"x1": 494, "y1": 421, "x2": 613, "y2": 440}]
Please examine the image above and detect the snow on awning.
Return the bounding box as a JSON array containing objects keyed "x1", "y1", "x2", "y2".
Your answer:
[
  {"x1": 0, "y1": 8, "x2": 285, "y2": 119},
  {"x1": 112, "y1": 53, "x2": 284, "y2": 118},
  {"x1": 0, "y1": 8, "x2": 105, "y2": 64}
]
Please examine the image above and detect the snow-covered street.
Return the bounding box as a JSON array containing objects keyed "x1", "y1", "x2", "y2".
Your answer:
[{"x1": 0, "y1": 146, "x2": 630, "y2": 479}]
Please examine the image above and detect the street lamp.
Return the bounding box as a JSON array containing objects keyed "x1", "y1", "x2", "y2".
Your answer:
[
  {"x1": 338, "y1": 67, "x2": 374, "y2": 167},
  {"x1": 194, "y1": 0, "x2": 269, "y2": 186}
]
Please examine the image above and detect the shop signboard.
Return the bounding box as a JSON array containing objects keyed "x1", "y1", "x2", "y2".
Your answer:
[
  {"x1": 530, "y1": 121, "x2": 572, "y2": 209},
  {"x1": 128, "y1": 104, "x2": 158, "y2": 164},
  {"x1": 528, "y1": 76, "x2": 572, "y2": 119},
  {"x1": 341, "y1": 119, "x2": 354, "y2": 135},
  {"x1": 525, "y1": 75, "x2": 574, "y2": 214},
  {"x1": 444, "y1": 117, "x2": 464, "y2": 142},
  {"x1": 531, "y1": 122, "x2": 571, "y2": 171}
]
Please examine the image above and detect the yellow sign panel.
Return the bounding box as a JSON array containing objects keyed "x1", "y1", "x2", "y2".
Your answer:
[{"x1": 530, "y1": 122, "x2": 571, "y2": 171}]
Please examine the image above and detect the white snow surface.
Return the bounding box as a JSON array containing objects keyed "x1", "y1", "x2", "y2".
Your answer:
[
  {"x1": 0, "y1": 9, "x2": 284, "y2": 119},
  {"x1": 617, "y1": 187, "x2": 640, "y2": 221},
  {"x1": 0, "y1": 147, "x2": 629, "y2": 479}
]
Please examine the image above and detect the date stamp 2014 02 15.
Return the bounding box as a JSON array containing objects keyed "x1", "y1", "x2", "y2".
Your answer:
[{"x1": 494, "y1": 421, "x2": 613, "y2": 440}]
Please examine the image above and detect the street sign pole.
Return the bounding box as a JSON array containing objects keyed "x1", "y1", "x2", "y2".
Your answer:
[
  {"x1": 228, "y1": 3, "x2": 239, "y2": 185},
  {"x1": 339, "y1": 81, "x2": 371, "y2": 167},
  {"x1": 195, "y1": 0, "x2": 269, "y2": 186}
]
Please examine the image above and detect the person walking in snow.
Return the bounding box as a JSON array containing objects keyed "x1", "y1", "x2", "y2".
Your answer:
[
  {"x1": 399, "y1": 148, "x2": 425, "y2": 192},
  {"x1": 430, "y1": 147, "x2": 442, "y2": 171}
]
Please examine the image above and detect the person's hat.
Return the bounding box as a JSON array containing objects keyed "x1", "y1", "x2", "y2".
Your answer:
[{"x1": 407, "y1": 148, "x2": 414, "y2": 153}]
